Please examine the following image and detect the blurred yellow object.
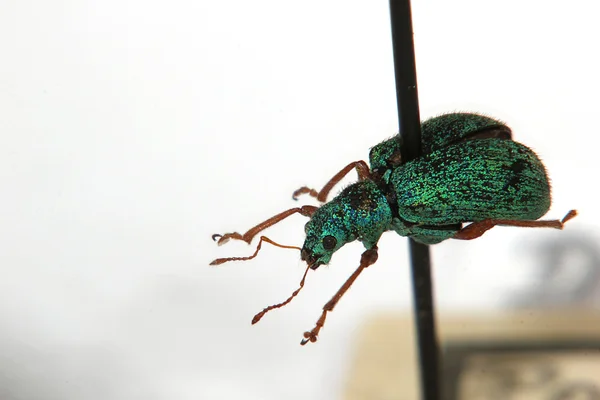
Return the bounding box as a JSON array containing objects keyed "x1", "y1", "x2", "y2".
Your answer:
[{"x1": 344, "y1": 310, "x2": 600, "y2": 400}]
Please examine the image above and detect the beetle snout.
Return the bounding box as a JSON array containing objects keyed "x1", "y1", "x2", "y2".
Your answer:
[
  {"x1": 301, "y1": 247, "x2": 321, "y2": 270},
  {"x1": 300, "y1": 247, "x2": 310, "y2": 261}
]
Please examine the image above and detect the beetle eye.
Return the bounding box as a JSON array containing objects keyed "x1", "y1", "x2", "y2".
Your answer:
[{"x1": 322, "y1": 235, "x2": 337, "y2": 251}]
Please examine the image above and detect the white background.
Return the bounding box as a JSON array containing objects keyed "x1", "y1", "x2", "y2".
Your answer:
[{"x1": 1, "y1": 0, "x2": 598, "y2": 399}]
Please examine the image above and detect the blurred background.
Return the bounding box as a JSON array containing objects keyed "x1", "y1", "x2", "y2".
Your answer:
[{"x1": 1, "y1": 0, "x2": 598, "y2": 399}]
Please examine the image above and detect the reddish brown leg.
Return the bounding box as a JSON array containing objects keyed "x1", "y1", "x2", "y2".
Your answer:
[
  {"x1": 300, "y1": 246, "x2": 379, "y2": 346},
  {"x1": 454, "y1": 209, "x2": 578, "y2": 240},
  {"x1": 251, "y1": 263, "x2": 312, "y2": 324},
  {"x1": 292, "y1": 160, "x2": 371, "y2": 203},
  {"x1": 211, "y1": 205, "x2": 318, "y2": 246}
]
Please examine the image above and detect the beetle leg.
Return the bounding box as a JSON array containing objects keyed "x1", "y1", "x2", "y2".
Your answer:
[
  {"x1": 453, "y1": 209, "x2": 578, "y2": 240},
  {"x1": 211, "y1": 205, "x2": 318, "y2": 246},
  {"x1": 292, "y1": 161, "x2": 371, "y2": 203},
  {"x1": 209, "y1": 235, "x2": 301, "y2": 266},
  {"x1": 301, "y1": 246, "x2": 379, "y2": 345},
  {"x1": 251, "y1": 263, "x2": 312, "y2": 324}
]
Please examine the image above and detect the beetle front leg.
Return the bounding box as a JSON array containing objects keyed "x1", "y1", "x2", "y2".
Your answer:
[
  {"x1": 300, "y1": 246, "x2": 379, "y2": 345},
  {"x1": 453, "y1": 209, "x2": 577, "y2": 240},
  {"x1": 211, "y1": 205, "x2": 318, "y2": 246},
  {"x1": 292, "y1": 161, "x2": 370, "y2": 203}
]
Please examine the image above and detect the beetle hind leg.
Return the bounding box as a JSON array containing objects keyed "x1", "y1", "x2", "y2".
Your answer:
[{"x1": 453, "y1": 209, "x2": 578, "y2": 240}]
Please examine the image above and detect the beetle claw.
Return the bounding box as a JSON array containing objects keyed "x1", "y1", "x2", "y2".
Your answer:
[
  {"x1": 211, "y1": 232, "x2": 244, "y2": 246},
  {"x1": 300, "y1": 331, "x2": 318, "y2": 346}
]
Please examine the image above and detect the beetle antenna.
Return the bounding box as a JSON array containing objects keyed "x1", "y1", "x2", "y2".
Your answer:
[
  {"x1": 251, "y1": 263, "x2": 312, "y2": 324},
  {"x1": 209, "y1": 236, "x2": 300, "y2": 266}
]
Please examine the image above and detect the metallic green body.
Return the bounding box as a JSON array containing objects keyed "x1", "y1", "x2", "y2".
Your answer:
[
  {"x1": 302, "y1": 113, "x2": 552, "y2": 264},
  {"x1": 390, "y1": 138, "x2": 550, "y2": 244},
  {"x1": 368, "y1": 112, "x2": 510, "y2": 178},
  {"x1": 420, "y1": 112, "x2": 511, "y2": 154}
]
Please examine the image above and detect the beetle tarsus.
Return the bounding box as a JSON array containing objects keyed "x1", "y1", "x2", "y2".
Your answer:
[
  {"x1": 301, "y1": 317, "x2": 324, "y2": 345},
  {"x1": 292, "y1": 187, "x2": 319, "y2": 201},
  {"x1": 561, "y1": 209, "x2": 578, "y2": 225},
  {"x1": 211, "y1": 232, "x2": 245, "y2": 246}
]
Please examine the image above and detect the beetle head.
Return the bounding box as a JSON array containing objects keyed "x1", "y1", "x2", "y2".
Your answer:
[
  {"x1": 301, "y1": 180, "x2": 392, "y2": 269},
  {"x1": 301, "y1": 201, "x2": 352, "y2": 269}
]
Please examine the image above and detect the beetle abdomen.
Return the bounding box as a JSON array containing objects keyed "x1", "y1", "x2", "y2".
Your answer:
[{"x1": 391, "y1": 138, "x2": 551, "y2": 224}]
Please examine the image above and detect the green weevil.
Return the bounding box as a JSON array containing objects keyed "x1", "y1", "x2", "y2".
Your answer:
[{"x1": 210, "y1": 112, "x2": 577, "y2": 345}]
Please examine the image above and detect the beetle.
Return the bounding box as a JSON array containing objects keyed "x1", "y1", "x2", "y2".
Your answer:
[{"x1": 210, "y1": 112, "x2": 577, "y2": 345}]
